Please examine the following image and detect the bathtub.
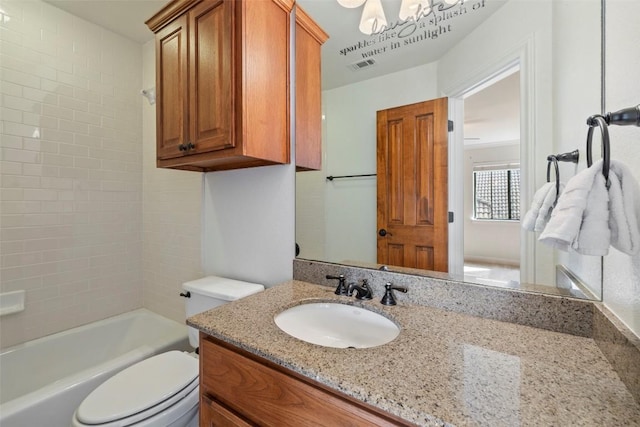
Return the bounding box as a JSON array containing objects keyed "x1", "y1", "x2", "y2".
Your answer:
[{"x1": 0, "y1": 309, "x2": 190, "y2": 427}]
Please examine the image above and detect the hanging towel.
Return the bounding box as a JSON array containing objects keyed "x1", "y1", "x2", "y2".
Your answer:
[
  {"x1": 608, "y1": 160, "x2": 640, "y2": 255},
  {"x1": 539, "y1": 159, "x2": 610, "y2": 255},
  {"x1": 572, "y1": 171, "x2": 610, "y2": 255},
  {"x1": 522, "y1": 182, "x2": 563, "y2": 232}
]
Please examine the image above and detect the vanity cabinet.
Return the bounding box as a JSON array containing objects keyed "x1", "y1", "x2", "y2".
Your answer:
[
  {"x1": 294, "y1": 6, "x2": 328, "y2": 171},
  {"x1": 199, "y1": 333, "x2": 411, "y2": 426},
  {"x1": 146, "y1": 0, "x2": 293, "y2": 172}
]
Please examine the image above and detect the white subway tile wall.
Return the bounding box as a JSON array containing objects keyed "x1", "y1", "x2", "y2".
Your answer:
[
  {"x1": 141, "y1": 41, "x2": 203, "y2": 324},
  {"x1": 0, "y1": 0, "x2": 144, "y2": 348},
  {"x1": 141, "y1": 41, "x2": 203, "y2": 323}
]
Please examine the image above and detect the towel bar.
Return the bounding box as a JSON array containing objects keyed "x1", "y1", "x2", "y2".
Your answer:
[
  {"x1": 586, "y1": 115, "x2": 610, "y2": 185},
  {"x1": 546, "y1": 156, "x2": 560, "y2": 205},
  {"x1": 326, "y1": 173, "x2": 376, "y2": 181},
  {"x1": 545, "y1": 150, "x2": 579, "y2": 205},
  {"x1": 604, "y1": 104, "x2": 640, "y2": 127}
]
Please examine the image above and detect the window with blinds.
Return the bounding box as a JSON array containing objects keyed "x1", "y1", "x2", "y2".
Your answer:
[{"x1": 473, "y1": 167, "x2": 520, "y2": 221}]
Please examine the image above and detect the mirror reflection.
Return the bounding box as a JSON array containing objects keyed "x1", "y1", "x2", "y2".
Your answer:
[{"x1": 295, "y1": 0, "x2": 603, "y2": 300}]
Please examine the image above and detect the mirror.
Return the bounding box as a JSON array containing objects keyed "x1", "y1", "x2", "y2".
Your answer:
[{"x1": 295, "y1": 0, "x2": 604, "y2": 300}]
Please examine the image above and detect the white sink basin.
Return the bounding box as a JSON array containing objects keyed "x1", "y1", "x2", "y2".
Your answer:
[{"x1": 274, "y1": 302, "x2": 399, "y2": 349}]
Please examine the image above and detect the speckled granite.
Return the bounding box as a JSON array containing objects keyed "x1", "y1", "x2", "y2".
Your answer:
[
  {"x1": 293, "y1": 259, "x2": 595, "y2": 337},
  {"x1": 188, "y1": 281, "x2": 640, "y2": 426},
  {"x1": 593, "y1": 304, "x2": 640, "y2": 403}
]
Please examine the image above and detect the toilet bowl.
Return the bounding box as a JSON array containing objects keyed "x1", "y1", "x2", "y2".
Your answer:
[
  {"x1": 72, "y1": 276, "x2": 264, "y2": 427},
  {"x1": 72, "y1": 351, "x2": 199, "y2": 427}
]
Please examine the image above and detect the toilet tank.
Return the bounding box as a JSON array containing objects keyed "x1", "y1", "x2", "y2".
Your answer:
[{"x1": 182, "y1": 276, "x2": 264, "y2": 348}]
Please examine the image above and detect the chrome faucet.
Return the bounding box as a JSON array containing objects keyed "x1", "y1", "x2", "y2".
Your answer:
[
  {"x1": 380, "y1": 283, "x2": 408, "y2": 306},
  {"x1": 347, "y1": 279, "x2": 373, "y2": 300}
]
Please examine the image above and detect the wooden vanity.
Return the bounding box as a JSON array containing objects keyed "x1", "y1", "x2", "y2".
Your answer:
[{"x1": 199, "y1": 334, "x2": 410, "y2": 426}]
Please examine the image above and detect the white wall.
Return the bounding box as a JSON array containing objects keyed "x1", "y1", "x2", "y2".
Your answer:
[
  {"x1": 551, "y1": 0, "x2": 602, "y2": 296},
  {"x1": 202, "y1": 165, "x2": 295, "y2": 287},
  {"x1": 141, "y1": 41, "x2": 203, "y2": 323},
  {"x1": 463, "y1": 144, "x2": 520, "y2": 265},
  {"x1": 0, "y1": 1, "x2": 206, "y2": 348},
  {"x1": 303, "y1": 62, "x2": 439, "y2": 265},
  {"x1": 603, "y1": 0, "x2": 640, "y2": 336},
  {"x1": 438, "y1": 0, "x2": 555, "y2": 285},
  {"x1": 0, "y1": 0, "x2": 143, "y2": 348}
]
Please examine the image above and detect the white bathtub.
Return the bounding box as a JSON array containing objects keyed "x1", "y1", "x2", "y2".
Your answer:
[{"x1": 0, "y1": 309, "x2": 190, "y2": 427}]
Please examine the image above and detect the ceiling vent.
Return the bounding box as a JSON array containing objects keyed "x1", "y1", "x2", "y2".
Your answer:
[{"x1": 348, "y1": 58, "x2": 376, "y2": 71}]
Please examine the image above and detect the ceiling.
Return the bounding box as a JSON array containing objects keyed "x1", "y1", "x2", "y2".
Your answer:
[
  {"x1": 45, "y1": 0, "x2": 507, "y2": 88},
  {"x1": 296, "y1": 0, "x2": 506, "y2": 90},
  {"x1": 43, "y1": 0, "x2": 165, "y2": 44},
  {"x1": 464, "y1": 70, "x2": 520, "y2": 146},
  {"x1": 42, "y1": 0, "x2": 518, "y2": 145}
]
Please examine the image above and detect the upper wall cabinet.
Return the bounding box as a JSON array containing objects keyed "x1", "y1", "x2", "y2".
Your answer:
[
  {"x1": 146, "y1": 0, "x2": 294, "y2": 172},
  {"x1": 294, "y1": 6, "x2": 328, "y2": 171}
]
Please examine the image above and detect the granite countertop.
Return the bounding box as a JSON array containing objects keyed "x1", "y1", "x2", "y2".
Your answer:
[{"x1": 188, "y1": 280, "x2": 640, "y2": 426}]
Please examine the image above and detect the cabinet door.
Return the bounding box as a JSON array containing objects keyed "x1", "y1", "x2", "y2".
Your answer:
[
  {"x1": 156, "y1": 14, "x2": 188, "y2": 160},
  {"x1": 201, "y1": 336, "x2": 406, "y2": 426},
  {"x1": 201, "y1": 395, "x2": 253, "y2": 427},
  {"x1": 189, "y1": 0, "x2": 235, "y2": 154},
  {"x1": 295, "y1": 7, "x2": 328, "y2": 171}
]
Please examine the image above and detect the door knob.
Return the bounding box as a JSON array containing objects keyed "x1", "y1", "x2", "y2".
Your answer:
[{"x1": 379, "y1": 229, "x2": 389, "y2": 237}]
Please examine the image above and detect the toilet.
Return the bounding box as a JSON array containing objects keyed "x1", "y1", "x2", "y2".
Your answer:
[{"x1": 72, "y1": 276, "x2": 264, "y2": 427}]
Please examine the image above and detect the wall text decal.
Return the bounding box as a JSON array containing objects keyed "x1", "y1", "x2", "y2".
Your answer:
[{"x1": 338, "y1": 0, "x2": 487, "y2": 59}]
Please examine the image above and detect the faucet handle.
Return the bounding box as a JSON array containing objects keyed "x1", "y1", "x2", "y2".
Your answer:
[
  {"x1": 326, "y1": 274, "x2": 348, "y2": 295},
  {"x1": 380, "y1": 283, "x2": 408, "y2": 306}
]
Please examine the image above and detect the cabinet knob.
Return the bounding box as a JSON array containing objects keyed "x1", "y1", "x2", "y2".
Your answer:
[
  {"x1": 179, "y1": 143, "x2": 186, "y2": 151},
  {"x1": 187, "y1": 142, "x2": 195, "y2": 150}
]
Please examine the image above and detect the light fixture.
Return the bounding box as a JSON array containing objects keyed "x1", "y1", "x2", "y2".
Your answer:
[
  {"x1": 337, "y1": 0, "x2": 367, "y2": 8},
  {"x1": 359, "y1": 0, "x2": 387, "y2": 35},
  {"x1": 398, "y1": 0, "x2": 431, "y2": 21}
]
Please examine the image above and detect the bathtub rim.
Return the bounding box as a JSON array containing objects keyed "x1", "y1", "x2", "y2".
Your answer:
[{"x1": 0, "y1": 308, "x2": 190, "y2": 420}]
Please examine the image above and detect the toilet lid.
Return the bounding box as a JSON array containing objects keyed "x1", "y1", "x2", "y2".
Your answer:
[{"x1": 76, "y1": 351, "x2": 198, "y2": 425}]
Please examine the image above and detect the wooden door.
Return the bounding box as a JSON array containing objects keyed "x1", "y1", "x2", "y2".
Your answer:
[
  {"x1": 377, "y1": 97, "x2": 448, "y2": 272},
  {"x1": 189, "y1": 0, "x2": 234, "y2": 154},
  {"x1": 155, "y1": 14, "x2": 188, "y2": 160}
]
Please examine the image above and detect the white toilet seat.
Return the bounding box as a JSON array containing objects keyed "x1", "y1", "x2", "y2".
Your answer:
[{"x1": 73, "y1": 351, "x2": 199, "y2": 427}]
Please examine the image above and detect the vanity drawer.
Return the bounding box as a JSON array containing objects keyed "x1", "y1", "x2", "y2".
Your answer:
[
  {"x1": 200, "y1": 334, "x2": 410, "y2": 426},
  {"x1": 201, "y1": 394, "x2": 252, "y2": 427}
]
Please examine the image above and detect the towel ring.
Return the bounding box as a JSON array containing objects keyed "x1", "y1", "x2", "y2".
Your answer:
[
  {"x1": 546, "y1": 155, "x2": 560, "y2": 204},
  {"x1": 586, "y1": 114, "x2": 611, "y2": 184}
]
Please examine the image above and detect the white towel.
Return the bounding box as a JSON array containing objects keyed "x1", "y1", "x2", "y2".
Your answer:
[
  {"x1": 572, "y1": 171, "x2": 610, "y2": 255},
  {"x1": 539, "y1": 159, "x2": 610, "y2": 255},
  {"x1": 522, "y1": 182, "x2": 562, "y2": 232},
  {"x1": 608, "y1": 160, "x2": 640, "y2": 255}
]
